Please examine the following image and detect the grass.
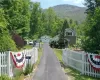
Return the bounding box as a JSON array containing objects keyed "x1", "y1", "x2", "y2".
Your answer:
[
  {"x1": 18, "y1": 45, "x2": 33, "y2": 51},
  {"x1": 53, "y1": 49, "x2": 99, "y2": 80},
  {"x1": 13, "y1": 74, "x2": 24, "y2": 80},
  {"x1": 37, "y1": 48, "x2": 43, "y2": 64},
  {"x1": 53, "y1": 49, "x2": 63, "y2": 62},
  {"x1": 34, "y1": 48, "x2": 43, "y2": 67},
  {"x1": 23, "y1": 45, "x2": 33, "y2": 49}
]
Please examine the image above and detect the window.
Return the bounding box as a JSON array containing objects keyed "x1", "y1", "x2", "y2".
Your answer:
[{"x1": 66, "y1": 32, "x2": 72, "y2": 36}]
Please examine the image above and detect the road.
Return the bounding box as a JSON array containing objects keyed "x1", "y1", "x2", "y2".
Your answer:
[{"x1": 32, "y1": 43, "x2": 67, "y2": 80}]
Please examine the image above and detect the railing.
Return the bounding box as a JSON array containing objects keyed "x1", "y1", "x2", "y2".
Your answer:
[
  {"x1": 62, "y1": 49, "x2": 100, "y2": 78},
  {"x1": 0, "y1": 47, "x2": 38, "y2": 77}
]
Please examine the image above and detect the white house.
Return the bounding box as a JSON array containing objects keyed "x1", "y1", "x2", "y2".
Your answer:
[{"x1": 40, "y1": 35, "x2": 51, "y2": 43}]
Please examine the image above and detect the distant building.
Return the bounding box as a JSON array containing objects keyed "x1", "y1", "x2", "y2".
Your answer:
[
  {"x1": 65, "y1": 28, "x2": 76, "y2": 45},
  {"x1": 40, "y1": 35, "x2": 51, "y2": 43}
]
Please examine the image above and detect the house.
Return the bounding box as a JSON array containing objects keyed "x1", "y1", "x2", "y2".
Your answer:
[
  {"x1": 40, "y1": 35, "x2": 51, "y2": 43},
  {"x1": 65, "y1": 28, "x2": 76, "y2": 45}
]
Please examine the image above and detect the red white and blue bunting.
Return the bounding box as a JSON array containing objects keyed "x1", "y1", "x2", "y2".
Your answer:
[
  {"x1": 87, "y1": 54, "x2": 100, "y2": 71},
  {"x1": 10, "y1": 52, "x2": 25, "y2": 68}
]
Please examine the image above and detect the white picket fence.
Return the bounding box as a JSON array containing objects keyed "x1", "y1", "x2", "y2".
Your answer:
[
  {"x1": 24, "y1": 47, "x2": 38, "y2": 66},
  {"x1": 0, "y1": 47, "x2": 38, "y2": 77},
  {"x1": 62, "y1": 49, "x2": 100, "y2": 78},
  {"x1": 0, "y1": 52, "x2": 9, "y2": 76}
]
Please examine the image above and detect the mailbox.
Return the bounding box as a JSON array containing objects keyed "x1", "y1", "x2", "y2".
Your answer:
[{"x1": 25, "y1": 55, "x2": 31, "y2": 59}]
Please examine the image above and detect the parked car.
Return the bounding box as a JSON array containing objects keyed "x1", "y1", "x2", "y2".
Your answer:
[{"x1": 29, "y1": 41, "x2": 33, "y2": 45}]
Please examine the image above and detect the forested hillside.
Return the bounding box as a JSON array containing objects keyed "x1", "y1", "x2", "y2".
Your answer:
[{"x1": 51, "y1": 4, "x2": 86, "y2": 23}]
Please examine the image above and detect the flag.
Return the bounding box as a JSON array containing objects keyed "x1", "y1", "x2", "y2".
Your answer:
[
  {"x1": 10, "y1": 52, "x2": 25, "y2": 68},
  {"x1": 87, "y1": 54, "x2": 100, "y2": 71}
]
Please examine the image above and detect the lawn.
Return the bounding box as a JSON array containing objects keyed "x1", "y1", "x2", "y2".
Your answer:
[
  {"x1": 23, "y1": 45, "x2": 33, "y2": 49},
  {"x1": 53, "y1": 49, "x2": 99, "y2": 80}
]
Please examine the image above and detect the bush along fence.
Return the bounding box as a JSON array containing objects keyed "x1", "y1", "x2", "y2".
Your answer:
[
  {"x1": 62, "y1": 49, "x2": 100, "y2": 78},
  {"x1": 0, "y1": 47, "x2": 38, "y2": 77}
]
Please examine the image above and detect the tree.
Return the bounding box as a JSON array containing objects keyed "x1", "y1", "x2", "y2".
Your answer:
[
  {"x1": 44, "y1": 8, "x2": 63, "y2": 37},
  {"x1": 37, "y1": 12, "x2": 46, "y2": 38},
  {"x1": 85, "y1": 0, "x2": 100, "y2": 15},
  {"x1": 81, "y1": 0, "x2": 100, "y2": 54},
  {"x1": 0, "y1": 8, "x2": 8, "y2": 34},
  {"x1": 59, "y1": 19, "x2": 69, "y2": 42},
  {"x1": 29, "y1": 2, "x2": 41, "y2": 39},
  {"x1": 75, "y1": 21, "x2": 78, "y2": 25},
  {"x1": 69, "y1": 19, "x2": 73, "y2": 25},
  {"x1": 0, "y1": 0, "x2": 30, "y2": 38},
  {"x1": 54, "y1": 17, "x2": 63, "y2": 35},
  {"x1": 61, "y1": 19, "x2": 69, "y2": 37},
  {"x1": 0, "y1": 0, "x2": 31, "y2": 50},
  {"x1": 0, "y1": 8, "x2": 17, "y2": 51},
  {"x1": 45, "y1": 8, "x2": 56, "y2": 36},
  {"x1": 69, "y1": 19, "x2": 76, "y2": 29}
]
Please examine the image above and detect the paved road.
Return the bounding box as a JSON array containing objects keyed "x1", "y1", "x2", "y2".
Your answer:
[{"x1": 33, "y1": 43, "x2": 67, "y2": 80}]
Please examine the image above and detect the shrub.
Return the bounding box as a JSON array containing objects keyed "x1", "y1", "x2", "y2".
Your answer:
[
  {"x1": 13, "y1": 74, "x2": 24, "y2": 80},
  {"x1": 49, "y1": 39, "x2": 68, "y2": 49},
  {"x1": 0, "y1": 75, "x2": 11, "y2": 80},
  {"x1": 23, "y1": 64, "x2": 33, "y2": 75},
  {"x1": 12, "y1": 68, "x2": 24, "y2": 80},
  {"x1": 12, "y1": 33, "x2": 25, "y2": 49},
  {"x1": 14, "y1": 68, "x2": 23, "y2": 77},
  {"x1": 0, "y1": 34, "x2": 17, "y2": 51}
]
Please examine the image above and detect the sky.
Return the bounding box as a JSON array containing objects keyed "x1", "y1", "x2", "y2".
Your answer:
[{"x1": 31, "y1": 0, "x2": 85, "y2": 9}]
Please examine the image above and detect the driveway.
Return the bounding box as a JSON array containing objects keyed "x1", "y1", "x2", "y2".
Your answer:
[{"x1": 33, "y1": 43, "x2": 67, "y2": 80}]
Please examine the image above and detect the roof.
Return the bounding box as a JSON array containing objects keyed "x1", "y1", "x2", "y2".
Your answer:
[
  {"x1": 65, "y1": 28, "x2": 76, "y2": 36},
  {"x1": 65, "y1": 28, "x2": 75, "y2": 32},
  {"x1": 41, "y1": 35, "x2": 51, "y2": 39}
]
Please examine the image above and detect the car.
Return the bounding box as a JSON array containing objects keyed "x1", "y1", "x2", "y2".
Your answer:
[{"x1": 29, "y1": 41, "x2": 33, "y2": 45}]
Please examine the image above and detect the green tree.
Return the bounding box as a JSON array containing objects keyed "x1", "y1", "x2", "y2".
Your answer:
[
  {"x1": 29, "y1": 2, "x2": 41, "y2": 39},
  {"x1": 69, "y1": 19, "x2": 76, "y2": 29},
  {"x1": 37, "y1": 12, "x2": 46, "y2": 38},
  {"x1": 69, "y1": 19, "x2": 73, "y2": 25},
  {"x1": 85, "y1": 0, "x2": 100, "y2": 15},
  {"x1": 62, "y1": 19, "x2": 69, "y2": 36},
  {"x1": 59, "y1": 19, "x2": 69, "y2": 42},
  {"x1": 45, "y1": 8, "x2": 56, "y2": 36},
  {"x1": 0, "y1": 8, "x2": 17, "y2": 51},
  {"x1": 75, "y1": 21, "x2": 78, "y2": 25},
  {"x1": 81, "y1": 0, "x2": 100, "y2": 53},
  {"x1": 54, "y1": 17, "x2": 63, "y2": 35},
  {"x1": 44, "y1": 8, "x2": 63, "y2": 37},
  {"x1": 0, "y1": 0, "x2": 30, "y2": 38},
  {"x1": 0, "y1": 8, "x2": 8, "y2": 34}
]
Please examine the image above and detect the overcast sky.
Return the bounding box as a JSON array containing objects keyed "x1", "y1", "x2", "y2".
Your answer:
[{"x1": 31, "y1": 0, "x2": 85, "y2": 9}]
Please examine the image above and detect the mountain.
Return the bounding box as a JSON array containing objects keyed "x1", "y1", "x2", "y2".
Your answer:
[{"x1": 51, "y1": 4, "x2": 86, "y2": 23}]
